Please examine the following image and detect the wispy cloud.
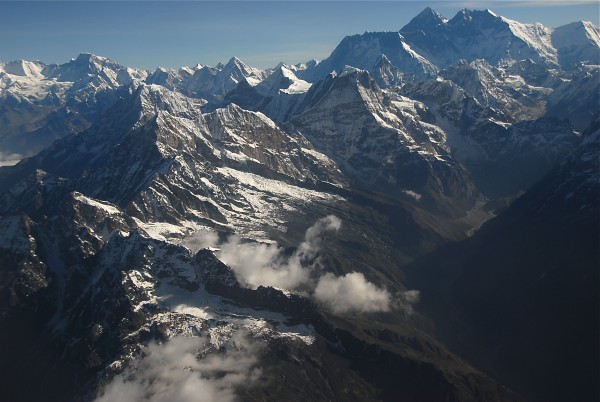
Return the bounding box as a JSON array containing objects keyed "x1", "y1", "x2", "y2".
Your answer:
[
  {"x1": 94, "y1": 334, "x2": 261, "y2": 402},
  {"x1": 0, "y1": 152, "x2": 23, "y2": 167},
  {"x1": 216, "y1": 215, "x2": 342, "y2": 290},
  {"x1": 314, "y1": 272, "x2": 392, "y2": 314}
]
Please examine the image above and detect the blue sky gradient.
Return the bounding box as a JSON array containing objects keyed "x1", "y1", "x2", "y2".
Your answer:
[{"x1": 1, "y1": 1, "x2": 598, "y2": 70}]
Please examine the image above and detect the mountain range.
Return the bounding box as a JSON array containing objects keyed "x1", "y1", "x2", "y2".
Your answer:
[{"x1": 0, "y1": 7, "x2": 598, "y2": 402}]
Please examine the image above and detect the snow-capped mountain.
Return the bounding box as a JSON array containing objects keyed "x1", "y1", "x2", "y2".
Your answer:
[
  {"x1": 0, "y1": 53, "x2": 146, "y2": 164},
  {"x1": 225, "y1": 63, "x2": 312, "y2": 122},
  {"x1": 552, "y1": 21, "x2": 600, "y2": 68},
  {"x1": 147, "y1": 56, "x2": 269, "y2": 107},
  {"x1": 298, "y1": 30, "x2": 438, "y2": 85},
  {"x1": 400, "y1": 7, "x2": 574, "y2": 69},
  {"x1": 1, "y1": 7, "x2": 598, "y2": 402}
]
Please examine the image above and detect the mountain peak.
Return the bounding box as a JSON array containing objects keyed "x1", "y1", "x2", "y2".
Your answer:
[
  {"x1": 68, "y1": 52, "x2": 124, "y2": 72},
  {"x1": 402, "y1": 7, "x2": 447, "y2": 32},
  {"x1": 222, "y1": 56, "x2": 252, "y2": 76},
  {"x1": 450, "y1": 8, "x2": 500, "y2": 25},
  {"x1": 339, "y1": 65, "x2": 368, "y2": 77},
  {"x1": 484, "y1": 8, "x2": 498, "y2": 17},
  {"x1": 552, "y1": 20, "x2": 600, "y2": 66},
  {"x1": 226, "y1": 56, "x2": 246, "y2": 69},
  {"x1": 72, "y1": 52, "x2": 115, "y2": 67},
  {"x1": 75, "y1": 52, "x2": 98, "y2": 61}
]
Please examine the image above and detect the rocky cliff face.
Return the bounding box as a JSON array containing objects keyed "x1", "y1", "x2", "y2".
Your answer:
[{"x1": 290, "y1": 69, "x2": 479, "y2": 217}]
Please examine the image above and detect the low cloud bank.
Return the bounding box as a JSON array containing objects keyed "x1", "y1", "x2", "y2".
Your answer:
[
  {"x1": 186, "y1": 215, "x2": 419, "y2": 315},
  {"x1": 314, "y1": 272, "x2": 392, "y2": 314},
  {"x1": 0, "y1": 152, "x2": 24, "y2": 167},
  {"x1": 217, "y1": 215, "x2": 341, "y2": 290},
  {"x1": 95, "y1": 335, "x2": 261, "y2": 402}
]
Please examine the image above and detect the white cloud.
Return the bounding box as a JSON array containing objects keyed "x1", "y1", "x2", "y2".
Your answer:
[
  {"x1": 94, "y1": 335, "x2": 261, "y2": 402},
  {"x1": 216, "y1": 215, "x2": 341, "y2": 290},
  {"x1": 396, "y1": 289, "x2": 420, "y2": 314},
  {"x1": 297, "y1": 214, "x2": 341, "y2": 261},
  {"x1": 217, "y1": 234, "x2": 311, "y2": 290},
  {"x1": 0, "y1": 152, "x2": 24, "y2": 167},
  {"x1": 313, "y1": 272, "x2": 392, "y2": 314},
  {"x1": 181, "y1": 228, "x2": 219, "y2": 253}
]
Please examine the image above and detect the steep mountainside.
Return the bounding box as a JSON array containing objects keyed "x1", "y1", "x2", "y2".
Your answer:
[
  {"x1": 406, "y1": 122, "x2": 600, "y2": 402},
  {"x1": 290, "y1": 69, "x2": 479, "y2": 218}
]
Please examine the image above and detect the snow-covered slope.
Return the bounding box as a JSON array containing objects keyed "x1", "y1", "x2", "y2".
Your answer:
[
  {"x1": 298, "y1": 31, "x2": 437, "y2": 84},
  {"x1": 552, "y1": 21, "x2": 600, "y2": 67},
  {"x1": 256, "y1": 64, "x2": 311, "y2": 95}
]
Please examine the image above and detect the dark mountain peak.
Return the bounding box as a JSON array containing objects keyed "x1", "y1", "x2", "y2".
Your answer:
[
  {"x1": 449, "y1": 8, "x2": 501, "y2": 27},
  {"x1": 226, "y1": 56, "x2": 244, "y2": 66},
  {"x1": 45, "y1": 53, "x2": 124, "y2": 83},
  {"x1": 401, "y1": 7, "x2": 447, "y2": 33},
  {"x1": 336, "y1": 66, "x2": 379, "y2": 89},
  {"x1": 74, "y1": 52, "x2": 95, "y2": 62},
  {"x1": 224, "y1": 56, "x2": 249, "y2": 73},
  {"x1": 340, "y1": 30, "x2": 404, "y2": 48},
  {"x1": 304, "y1": 59, "x2": 319, "y2": 68},
  {"x1": 71, "y1": 53, "x2": 122, "y2": 71}
]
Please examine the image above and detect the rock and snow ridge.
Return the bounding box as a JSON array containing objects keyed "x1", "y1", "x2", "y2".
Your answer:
[{"x1": 0, "y1": 76, "x2": 479, "y2": 399}]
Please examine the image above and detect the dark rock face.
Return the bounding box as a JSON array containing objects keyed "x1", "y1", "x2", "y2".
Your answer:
[
  {"x1": 401, "y1": 79, "x2": 580, "y2": 199},
  {"x1": 406, "y1": 128, "x2": 600, "y2": 402}
]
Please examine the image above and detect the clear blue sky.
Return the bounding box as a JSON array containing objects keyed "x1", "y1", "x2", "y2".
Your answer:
[{"x1": 1, "y1": 1, "x2": 598, "y2": 70}]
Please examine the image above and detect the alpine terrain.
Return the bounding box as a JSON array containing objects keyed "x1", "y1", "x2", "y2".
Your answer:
[{"x1": 0, "y1": 7, "x2": 598, "y2": 402}]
